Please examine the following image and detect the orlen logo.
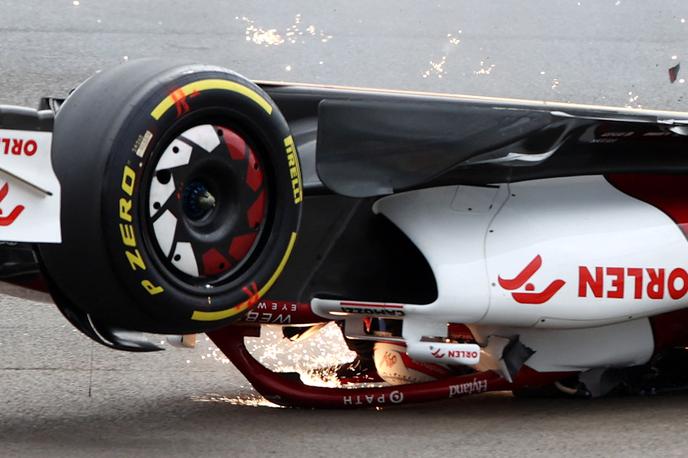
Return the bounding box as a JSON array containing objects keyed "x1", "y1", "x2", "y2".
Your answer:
[
  {"x1": 430, "y1": 347, "x2": 479, "y2": 360},
  {"x1": 578, "y1": 266, "x2": 688, "y2": 300},
  {"x1": 498, "y1": 255, "x2": 566, "y2": 304},
  {"x1": 0, "y1": 137, "x2": 38, "y2": 156}
]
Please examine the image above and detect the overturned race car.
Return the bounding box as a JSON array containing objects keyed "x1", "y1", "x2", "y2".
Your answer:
[{"x1": 3, "y1": 59, "x2": 688, "y2": 407}]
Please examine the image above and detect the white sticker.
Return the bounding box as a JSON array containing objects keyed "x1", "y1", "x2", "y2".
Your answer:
[{"x1": 135, "y1": 130, "x2": 153, "y2": 158}]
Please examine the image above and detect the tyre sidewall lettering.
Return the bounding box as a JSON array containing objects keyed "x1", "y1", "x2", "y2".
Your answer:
[{"x1": 103, "y1": 71, "x2": 301, "y2": 330}]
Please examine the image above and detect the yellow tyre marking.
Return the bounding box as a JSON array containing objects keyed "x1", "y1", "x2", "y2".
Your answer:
[
  {"x1": 190, "y1": 231, "x2": 297, "y2": 322},
  {"x1": 151, "y1": 79, "x2": 273, "y2": 120},
  {"x1": 284, "y1": 135, "x2": 303, "y2": 204}
]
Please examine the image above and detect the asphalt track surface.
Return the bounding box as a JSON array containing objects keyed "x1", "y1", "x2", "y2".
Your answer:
[{"x1": 1, "y1": 1, "x2": 688, "y2": 456}]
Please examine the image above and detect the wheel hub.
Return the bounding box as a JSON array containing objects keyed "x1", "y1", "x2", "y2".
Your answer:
[
  {"x1": 146, "y1": 124, "x2": 268, "y2": 283},
  {"x1": 182, "y1": 180, "x2": 216, "y2": 221}
]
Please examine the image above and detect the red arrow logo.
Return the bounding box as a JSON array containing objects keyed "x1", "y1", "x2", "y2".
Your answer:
[
  {"x1": 0, "y1": 183, "x2": 24, "y2": 226},
  {"x1": 431, "y1": 347, "x2": 445, "y2": 359},
  {"x1": 498, "y1": 255, "x2": 565, "y2": 305}
]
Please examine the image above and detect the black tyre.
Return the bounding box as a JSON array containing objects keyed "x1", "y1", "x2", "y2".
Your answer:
[{"x1": 39, "y1": 59, "x2": 302, "y2": 333}]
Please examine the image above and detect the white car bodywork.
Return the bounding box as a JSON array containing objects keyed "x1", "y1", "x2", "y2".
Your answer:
[
  {"x1": 314, "y1": 175, "x2": 684, "y2": 374},
  {"x1": 0, "y1": 129, "x2": 59, "y2": 243}
]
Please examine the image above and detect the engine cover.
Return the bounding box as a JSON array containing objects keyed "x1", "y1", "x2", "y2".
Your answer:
[{"x1": 374, "y1": 175, "x2": 688, "y2": 328}]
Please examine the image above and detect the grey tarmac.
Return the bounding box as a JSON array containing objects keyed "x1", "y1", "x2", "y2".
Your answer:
[{"x1": 1, "y1": 1, "x2": 688, "y2": 456}]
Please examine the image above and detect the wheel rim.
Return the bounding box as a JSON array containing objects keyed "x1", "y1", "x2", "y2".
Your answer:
[{"x1": 146, "y1": 123, "x2": 268, "y2": 286}]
